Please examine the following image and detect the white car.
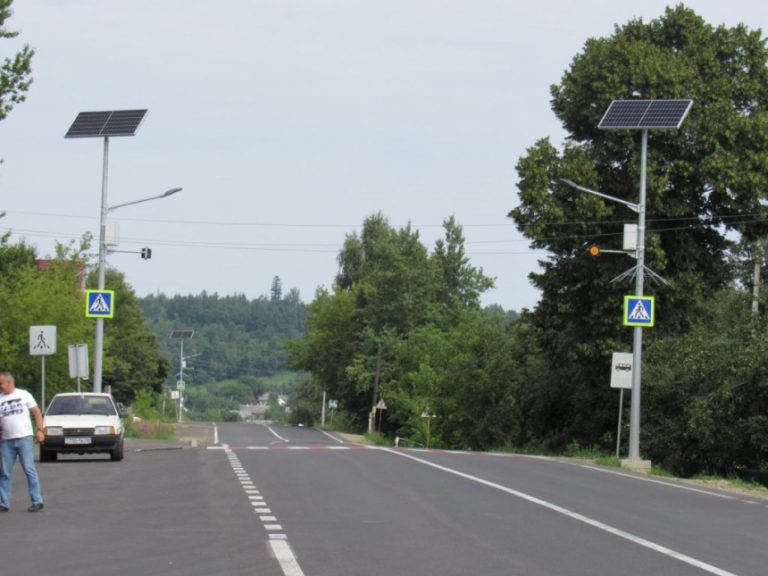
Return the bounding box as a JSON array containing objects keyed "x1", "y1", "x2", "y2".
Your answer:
[{"x1": 41, "y1": 393, "x2": 125, "y2": 462}]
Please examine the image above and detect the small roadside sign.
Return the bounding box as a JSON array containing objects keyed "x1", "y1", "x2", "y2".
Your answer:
[
  {"x1": 623, "y1": 295, "x2": 655, "y2": 327},
  {"x1": 68, "y1": 344, "x2": 89, "y2": 379},
  {"x1": 610, "y1": 352, "x2": 633, "y2": 389},
  {"x1": 176, "y1": 380, "x2": 186, "y2": 391},
  {"x1": 29, "y1": 326, "x2": 57, "y2": 356},
  {"x1": 86, "y1": 290, "x2": 115, "y2": 318}
]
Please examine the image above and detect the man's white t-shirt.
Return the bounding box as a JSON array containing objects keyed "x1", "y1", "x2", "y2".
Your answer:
[{"x1": 0, "y1": 388, "x2": 38, "y2": 440}]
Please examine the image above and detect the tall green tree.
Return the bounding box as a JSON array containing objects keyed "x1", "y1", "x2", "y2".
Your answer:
[
  {"x1": 98, "y1": 269, "x2": 170, "y2": 403},
  {"x1": 0, "y1": 0, "x2": 33, "y2": 123},
  {"x1": 291, "y1": 213, "x2": 494, "y2": 431},
  {"x1": 509, "y1": 5, "x2": 768, "y2": 451}
]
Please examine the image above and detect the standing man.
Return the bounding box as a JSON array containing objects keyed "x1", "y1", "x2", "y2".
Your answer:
[{"x1": 0, "y1": 371, "x2": 44, "y2": 512}]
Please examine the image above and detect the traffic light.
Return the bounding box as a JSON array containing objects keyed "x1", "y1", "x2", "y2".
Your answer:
[
  {"x1": 587, "y1": 244, "x2": 601, "y2": 257},
  {"x1": 141, "y1": 247, "x2": 152, "y2": 260}
]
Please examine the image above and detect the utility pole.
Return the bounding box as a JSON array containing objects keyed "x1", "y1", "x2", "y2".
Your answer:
[{"x1": 368, "y1": 342, "x2": 382, "y2": 434}]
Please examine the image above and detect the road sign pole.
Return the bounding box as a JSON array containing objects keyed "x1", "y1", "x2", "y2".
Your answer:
[
  {"x1": 178, "y1": 338, "x2": 184, "y2": 423},
  {"x1": 616, "y1": 388, "x2": 624, "y2": 458},
  {"x1": 628, "y1": 129, "x2": 648, "y2": 463},
  {"x1": 41, "y1": 356, "x2": 46, "y2": 413},
  {"x1": 321, "y1": 390, "x2": 326, "y2": 427}
]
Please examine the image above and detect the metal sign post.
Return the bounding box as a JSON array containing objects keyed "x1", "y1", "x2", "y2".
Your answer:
[
  {"x1": 30, "y1": 326, "x2": 57, "y2": 412},
  {"x1": 68, "y1": 344, "x2": 90, "y2": 394},
  {"x1": 611, "y1": 352, "x2": 633, "y2": 458}
]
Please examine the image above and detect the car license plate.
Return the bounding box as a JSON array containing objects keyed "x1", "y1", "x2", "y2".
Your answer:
[{"x1": 65, "y1": 437, "x2": 92, "y2": 445}]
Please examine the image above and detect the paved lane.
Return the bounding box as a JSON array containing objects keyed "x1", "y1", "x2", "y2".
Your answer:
[
  {"x1": 5, "y1": 422, "x2": 766, "y2": 576},
  {"x1": 1, "y1": 439, "x2": 284, "y2": 576},
  {"x1": 215, "y1": 423, "x2": 767, "y2": 576}
]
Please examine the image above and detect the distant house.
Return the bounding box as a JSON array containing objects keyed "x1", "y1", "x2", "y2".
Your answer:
[{"x1": 239, "y1": 404, "x2": 268, "y2": 421}]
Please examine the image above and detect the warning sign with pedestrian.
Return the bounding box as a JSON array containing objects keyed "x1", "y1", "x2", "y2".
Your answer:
[
  {"x1": 623, "y1": 295, "x2": 655, "y2": 327},
  {"x1": 85, "y1": 290, "x2": 115, "y2": 318}
]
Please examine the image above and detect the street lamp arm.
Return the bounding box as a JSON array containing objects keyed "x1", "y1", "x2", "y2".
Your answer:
[
  {"x1": 560, "y1": 179, "x2": 639, "y2": 213},
  {"x1": 108, "y1": 187, "x2": 182, "y2": 212}
]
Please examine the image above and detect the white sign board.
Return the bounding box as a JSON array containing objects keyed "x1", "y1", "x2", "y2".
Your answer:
[
  {"x1": 610, "y1": 352, "x2": 633, "y2": 389},
  {"x1": 29, "y1": 325, "x2": 57, "y2": 356},
  {"x1": 68, "y1": 344, "x2": 90, "y2": 379},
  {"x1": 170, "y1": 390, "x2": 180, "y2": 400}
]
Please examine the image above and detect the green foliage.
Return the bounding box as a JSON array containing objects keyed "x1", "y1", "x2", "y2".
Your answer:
[
  {"x1": 507, "y1": 6, "x2": 768, "y2": 457},
  {"x1": 140, "y1": 289, "x2": 307, "y2": 385},
  {"x1": 98, "y1": 269, "x2": 170, "y2": 404},
  {"x1": 139, "y1": 288, "x2": 308, "y2": 418},
  {"x1": 290, "y1": 213, "x2": 510, "y2": 441},
  {"x1": 644, "y1": 290, "x2": 768, "y2": 476},
  {"x1": 0, "y1": 241, "x2": 93, "y2": 400},
  {"x1": 0, "y1": 0, "x2": 34, "y2": 123},
  {"x1": 0, "y1": 231, "x2": 172, "y2": 406}
]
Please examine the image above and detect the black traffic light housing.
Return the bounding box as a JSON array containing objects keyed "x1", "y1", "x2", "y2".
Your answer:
[{"x1": 141, "y1": 247, "x2": 152, "y2": 260}]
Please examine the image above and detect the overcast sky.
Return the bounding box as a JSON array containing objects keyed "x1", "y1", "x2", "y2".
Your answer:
[{"x1": 1, "y1": 1, "x2": 765, "y2": 310}]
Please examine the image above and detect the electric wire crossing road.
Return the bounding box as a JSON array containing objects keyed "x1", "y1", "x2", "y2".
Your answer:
[{"x1": 224, "y1": 445, "x2": 306, "y2": 576}]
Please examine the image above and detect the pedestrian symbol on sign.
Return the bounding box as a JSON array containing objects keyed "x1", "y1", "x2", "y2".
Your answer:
[
  {"x1": 623, "y1": 295, "x2": 655, "y2": 328},
  {"x1": 628, "y1": 300, "x2": 650, "y2": 321},
  {"x1": 34, "y1": 331, "x2": 50, "y2": 350}
]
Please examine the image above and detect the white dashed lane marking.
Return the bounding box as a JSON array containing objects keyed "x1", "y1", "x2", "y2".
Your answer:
[{"x1": 223, "y1": 446, "x2": 305, "y2": 576}]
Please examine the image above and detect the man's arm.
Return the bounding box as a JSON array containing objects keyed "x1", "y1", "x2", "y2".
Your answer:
[{"x1": 31, "y1": 405, "x2": 45, "y2": 441}]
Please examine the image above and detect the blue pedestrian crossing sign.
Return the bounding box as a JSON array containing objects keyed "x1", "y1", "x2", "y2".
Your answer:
[
  {"x1": 623, "y1": 295, "x2": 654, "y2": 327},
  {"x1": 85, "y1": 290, "x2": 115, "y2": 319}
]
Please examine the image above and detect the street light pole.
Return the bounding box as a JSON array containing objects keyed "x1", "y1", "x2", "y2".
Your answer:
[
  {"x1": 628, "y1": 130, "x2": 648, "y2": 461},
  {"x1": 93, "y1": 137, "x2": 110, "y2": 393}
]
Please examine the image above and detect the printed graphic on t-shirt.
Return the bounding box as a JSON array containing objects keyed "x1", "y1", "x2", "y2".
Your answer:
[{"x1": 0, "y1": 397, "x2": 25, "y2": 418}]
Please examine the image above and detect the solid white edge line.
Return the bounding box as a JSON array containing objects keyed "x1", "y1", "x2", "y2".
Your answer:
[
  {"x1": 318, "y1": 429, "x2": 345, "y2": 444},
  {"x1": 269, "y1": 540, "x2": 305, "y2": 576},
  {"x1": 576, "y1": 464, "x2": 737, "y2": 500},
  {"x1": 267, "y1": 425, "x2": 290, "y2": 443},
  {"x1": 384, "y1": 449, "x2": 739, "y2": 576}
]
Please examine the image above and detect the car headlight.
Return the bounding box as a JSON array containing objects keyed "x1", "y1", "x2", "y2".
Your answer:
[
  {"x1": 94, "y1": 426, "x2": 116, "y2": 435},
  {"x1": 45, "y1": 427, "x2": 63, "y2": 436}
]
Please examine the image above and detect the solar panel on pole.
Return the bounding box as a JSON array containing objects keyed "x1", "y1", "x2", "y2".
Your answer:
[
  {"x1": 65, "y1": 109, "x2": 147, "y2": 138},
  {"x1": 598, "y1": 99, "x2": 692, "y2": 130},
  {"x1": 170, "y1": 330, "x2": 194, "y2": 340}
]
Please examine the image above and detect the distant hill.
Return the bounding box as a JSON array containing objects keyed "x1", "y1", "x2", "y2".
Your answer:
[{"x1": 139, "y1": 286, "x2": 307, "y2": 389}]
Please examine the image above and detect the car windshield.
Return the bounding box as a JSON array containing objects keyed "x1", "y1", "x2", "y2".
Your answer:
[{"x1": 47, "y1": 396, "x2": 116, "y2": 416}]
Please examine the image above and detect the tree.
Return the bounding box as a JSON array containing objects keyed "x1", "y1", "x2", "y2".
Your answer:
[
  {"x1": 270, "y1": 276, "x2": 282, "y2": 302},
  {"x1": 0, "y1": 0, "x2": 34, "y2": 123},
  {"x1": 291, "y1": 213, "x2": 495, "y2": 431},
  {"x1": 508, "y1": 6, "x2": 768, "y2": 451},
  {"x1": 644, "y1": 289, "x2": 768, "y2": 476},
  {"x1": 97, "y1": 269, "x2": 170, "y2": 404}
]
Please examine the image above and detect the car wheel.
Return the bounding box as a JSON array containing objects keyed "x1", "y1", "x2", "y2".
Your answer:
[
  {"x1": 110, "y1": 439, "x2": 124, "y2": 462},
  {"x1": 39, "y1": 447, "x2": 57, "y2": 462}
]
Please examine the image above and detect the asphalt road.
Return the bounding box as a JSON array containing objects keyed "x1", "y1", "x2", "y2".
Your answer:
[{"x1": 2, "y1": 423, "x2": 767, "y2": 576}]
